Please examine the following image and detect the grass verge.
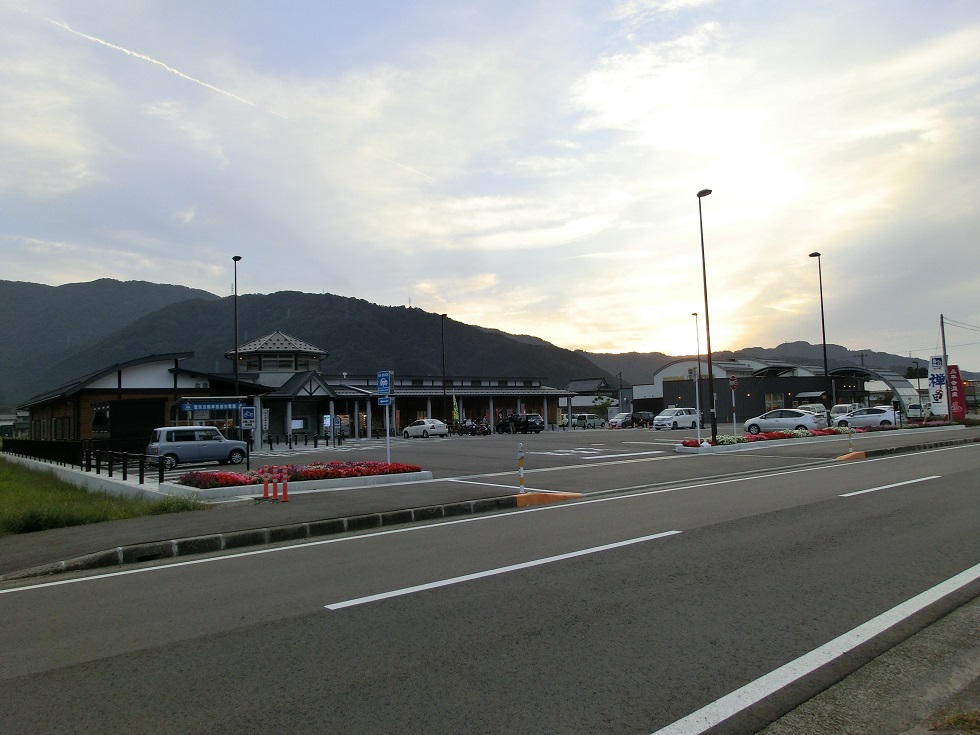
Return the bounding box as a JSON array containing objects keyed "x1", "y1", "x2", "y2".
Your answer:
[{"x1": 0, "y1": 457, "x2": 206, "y2": 537}]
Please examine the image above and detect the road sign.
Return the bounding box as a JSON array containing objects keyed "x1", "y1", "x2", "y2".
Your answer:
[
  {"x1": 378, "y1": 396, "x2": 391, "y2": 406},
  {"x1": 240, "y1": 406, "x2": 256, "y2": 429},
  {"x1": 377, "y1": 370, "x2": 392, "y2": 395},
  {"x1": 729, "y1": 376, "x2": 738, "y2": 390}
]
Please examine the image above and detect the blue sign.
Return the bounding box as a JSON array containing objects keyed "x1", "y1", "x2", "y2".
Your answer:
[
  {"x1": 378, "y1": 396, "x2": 391, "y2": 406},
  {"x1": 240, "y1": 406, "x2": 256, "y2": 429},
  {"x1": 377, "y1": 370, "x2": 392, "y2": 395},
  {"x1": 181, "y1": 402, "x2": 241, "y2": 411}
]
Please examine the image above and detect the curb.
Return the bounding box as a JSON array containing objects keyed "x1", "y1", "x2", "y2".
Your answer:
[
  {"x1": 836, "y1": 436, "x2": 979, "y2": 461},
  {"x1": 0, "y1": 491, "x2": 584, "y2": 582}
]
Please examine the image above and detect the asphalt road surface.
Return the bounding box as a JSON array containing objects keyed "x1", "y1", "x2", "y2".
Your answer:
[{"x1": 1, "y1": 428, "x2": 978, "y2": 734}]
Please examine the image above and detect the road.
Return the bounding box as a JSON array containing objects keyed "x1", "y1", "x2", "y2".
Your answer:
[{"x1": 1, "y1": 428, "x2": 978, "y2": 734}]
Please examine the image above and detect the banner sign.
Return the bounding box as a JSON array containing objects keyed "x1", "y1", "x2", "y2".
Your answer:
[
  {"x1": 181, "y1": 402, "x2": 241, "y2": 411},
  {"x1": 928, "y1": 355, "x2": 948, "y2": 417},
  {"x1": 948, "y1": 365, "x2": 966, "y2": 421}
]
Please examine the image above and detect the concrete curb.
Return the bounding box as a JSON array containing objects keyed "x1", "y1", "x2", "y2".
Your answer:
[
  {"x1": 836, "y1": 436, "x2": 980, "y2": 461},
  {"x1": 0, "y1": 491, "x2": 586, "y2": 582}
]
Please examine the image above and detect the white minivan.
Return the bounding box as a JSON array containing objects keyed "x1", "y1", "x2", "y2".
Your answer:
[
  {"x1": 146, "y1": 425, "x2": 248, "y2": 470},
  {"x1": 653, "y1": 407, "x2": 701, "y2": 430}
]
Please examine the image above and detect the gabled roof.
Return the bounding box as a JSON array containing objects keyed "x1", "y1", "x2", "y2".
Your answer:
[
  {"x1": 19, "y1": 353, "x2": 194, "y2": 408},
  {"x1": 565, "y1": 377, "x2": 615, "y2": 394},
  {"x1": 265, "y1": 371, "x2": 337, "y2": 399},
  {"x1": 225, "y1": 330, "x2": 328, "y2": 357}
]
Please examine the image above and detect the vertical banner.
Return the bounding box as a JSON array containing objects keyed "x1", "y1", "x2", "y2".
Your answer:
[
  {"x1": 928, "y1": 355, "x2": 948, "y2": 417},
  {"x1": 948, "y1": 365, "x2": 966, "y2": 421}
]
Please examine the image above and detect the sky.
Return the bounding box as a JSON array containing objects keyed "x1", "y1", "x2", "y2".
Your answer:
[{"x1": 2, "y1": 0, "x2": 979, "y2": 370}]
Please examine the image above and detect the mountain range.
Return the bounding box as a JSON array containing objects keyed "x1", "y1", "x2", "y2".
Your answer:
[{"x1": 0, "y1": 279, "x2": 958, "y2": 411}]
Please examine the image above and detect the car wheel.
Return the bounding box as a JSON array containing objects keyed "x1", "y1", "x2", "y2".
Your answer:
[
  {"x1": 747, "y1": 424, "x2": 761, "y2": 435},
  {"x1": 422, "y1": 430, "x2": 429, "y2": 438},
  {"x1": 403, "y1": 430, "x2": 411, "y2": 439},
  {"x1": 879, "y1": 420, "x2": 892, "y2": 426},
  {"x1": 837, "y1": 420, "x2": 849, "y2": 428},
  {"x1": 795, "y1": 425, "x2": 808, "y2": 431},
  {"x1": 671, "y1": 421, "x2": 678, "y2": 430},
  {"x1": 228, "y1": 449, "x2": 245, "y2": 464},
  {"x1": 163, "y1": 454, "x2": 178, "y2": 470},
  {"x1": 690, "y1": 421, "x2": 697, "y2": 429}
]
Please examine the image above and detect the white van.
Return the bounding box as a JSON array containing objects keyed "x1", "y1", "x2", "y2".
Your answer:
[
  {"x1": 146, "y1": 426, "x2": 248, "y2": 470},
  {"x1": 575, "y1": 413, "x2": 606, "y2": 429},
  {"x1": 830, "y1": 403, "x2": 862, "y2": 421}
]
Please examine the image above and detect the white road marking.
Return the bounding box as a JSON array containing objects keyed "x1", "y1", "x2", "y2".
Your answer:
[
  {"x1": 649, "y1": 560, "x2": 980, "y2": 735},
  {"x1": 581, "y1": 451, "x2": 664, "y2": 460},
  {"x1": 839, "y1": 476, "x2": 941, "y2": 497},
  {"x1": 324, "y1": 530, "x2": 682, "y2": 610}
]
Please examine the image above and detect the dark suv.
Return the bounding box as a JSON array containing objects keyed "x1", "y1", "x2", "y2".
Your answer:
[
  {"x1": 496, "y1": 413, "x2": 545, "y2": 434},
  {"x1": 627, "y1": 411, "x2": 655, "y2": 428}
]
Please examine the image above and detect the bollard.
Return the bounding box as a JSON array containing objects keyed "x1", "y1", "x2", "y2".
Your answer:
[
  {"x1": 517, "y1": 442, "x2": 526, "y2": 494},
  {"x1": 263, "y1": 472, "x2": 270, "y2": 499},
  {"x1": 281, "y1": 472, "x2": 289, "y2": 503}
]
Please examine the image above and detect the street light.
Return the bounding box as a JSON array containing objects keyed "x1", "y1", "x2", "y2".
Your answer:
[
  {"x1": 232, "y1": 255, "x2": 242, "y2": 440},
  {"x1": 692, "y1": 312, "x2": 702, "y2": 443},
  {"x1": 440, "y1": 313, "x2": 447, "y2": 423},
  {"x1": 697, "y1": 189, "x2": 717, "y2": 443},
  {"x1": 809, "y1": 252, "x2": 831, "y2": 409}
]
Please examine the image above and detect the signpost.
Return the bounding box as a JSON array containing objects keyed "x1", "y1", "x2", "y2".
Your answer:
[
  {"x1": 729, "y1": 376, "x2": 739, "y2": 436},
  {"x1": 240, "y1": 406, "x2": 256, "y2": 430},
  {"x1": 377, "y1": 371, "x2": 393, "y2": 463}
]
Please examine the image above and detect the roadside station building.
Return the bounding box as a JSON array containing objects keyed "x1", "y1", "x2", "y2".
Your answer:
[{"x1": 19, "y1": 331, "x2": 576, "y2": 449}]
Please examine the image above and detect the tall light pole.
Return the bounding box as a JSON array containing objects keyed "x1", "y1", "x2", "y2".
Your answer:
[
  {"x1": 697, "y1": 189, "x2": 717, "y2": 443},
  {"x1": 232, "y1": 255, "x2": 242, "y2": 440},
  {"x1": 440, "y1": 313, "x2": 447, "y2": 423},
  {"x1": 693, "y1": 311, "x2": 702, "y2": 443},
  {"x1": 809, "y1": 252, "x2": 831, "y2": 409}
]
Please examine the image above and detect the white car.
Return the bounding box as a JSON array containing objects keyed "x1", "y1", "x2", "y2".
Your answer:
[
  {"x1": 830, "y1": 403, "x2": 862, "y2": 421},
  {"x1": 574, "y1": 413, "x2": 606, "y2": 429},
  {"x1": 835, "y1": 407, "x2": 897, "y2": 428},
  {"x1": 743, "y1": 409, "x2": 828, "y2": 435},
  {"x1": 402, "y1": 418, "x2": 449, "y2": 438},
  {"x1": 608, "y1": 412, "x2": 631, "y2": 428},
  {"x1": 653, "y1": 408, "x2": 701, "y2": 430}
]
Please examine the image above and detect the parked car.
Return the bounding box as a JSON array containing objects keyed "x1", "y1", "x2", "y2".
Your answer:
[
  {"x1": 494, "y1": 413, "x2": 544, "y2": 433},
  {"x1": 796, "y1": 403, "x2": 827, "y2": 415},
  {"x1": 608, "y1": 412, "x2": 631, "y2": 429},
  {"x1": 653, "y1": 407, "x2": 701, "y2": 430},
  {"x1": 146, "y1": 425, "x2": 248, "y2": 470},
  {"x1": 835, "y1": 407, "x2": 897, "y2": 428},
  {"x1": 743, "y1": 409, "x2": 828, "y2": 435},
  {"x1": 906, "y1": 403, "x2": 926, "y2": 419},
  {"x1": 830, "y1": 403, "x2": 862, "y2": 421},
  {"x1": 575, "y1": 413, "x2": 606, "y2": 429},
  {"x1": 628, "y1": 411, "x2": 655, "y2": 428},
  {"x1": 403, "y1": 418, "x2": 449, "y2": 438}
]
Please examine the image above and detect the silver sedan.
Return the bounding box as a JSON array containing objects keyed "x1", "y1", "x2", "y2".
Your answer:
[
  {"x1": 743, "y1": 409, "x2": 828, "y2": 435},
  {"x1": 835, "y1": 407, "x2": 897, "y2": 428}
]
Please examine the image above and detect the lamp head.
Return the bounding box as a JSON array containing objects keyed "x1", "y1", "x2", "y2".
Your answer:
[
  {"x1": 697, "y1": 189, "x2": 712, "y2": 198},
  {"x1": 232, "y1": 255, "x2": 242, "y2": 262},
  {"x1": 809, "y1": 252, "x2": 820, "y2": 258}
]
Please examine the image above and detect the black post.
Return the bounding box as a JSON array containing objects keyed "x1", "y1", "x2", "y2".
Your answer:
[{"x1": 697, "y1": 189, "x2": 717, "y2": 443}]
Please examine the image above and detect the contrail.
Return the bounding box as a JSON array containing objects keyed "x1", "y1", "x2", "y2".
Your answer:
[
  {"x1": 26, "y1": 10, "x2": 435, "y2": 180},
  {"x1": 41, "y1": 15, "x2": 279, "y2": 115}
]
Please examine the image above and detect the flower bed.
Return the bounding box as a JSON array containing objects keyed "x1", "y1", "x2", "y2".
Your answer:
[{"x1": 177, "y1": 460, "x2": 423, "y2": 489}]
